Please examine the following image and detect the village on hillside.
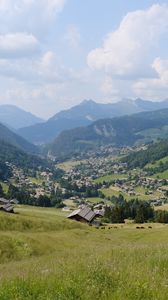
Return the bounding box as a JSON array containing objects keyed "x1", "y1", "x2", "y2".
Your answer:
[{"x1": 1, "y1": 145, "x2": 168, "y2": 220}]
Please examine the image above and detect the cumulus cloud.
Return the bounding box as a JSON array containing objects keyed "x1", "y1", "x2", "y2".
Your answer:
[
  {"x1": 100, "y1": 76, "x2": 119, "y2": 96},
  {"x1": 133, "y1": 57, "x2": 168, "y2": 99},
  {"x1": 87, "y1": 4, "x2": 168, "y2": 79},
  {"x1": 38, "y1": 51, "x2": 72, "y2": 83},
  {"x1": 0, "y1": 33, "x2": 39, "y2": 58},
  {"x1": 0, "y1": 0, "x2": 69, "y2": 117},
  {"x1": 0, "y1": 50, "x2": 70, "y2": 84},
  {"x1": 0, "y1": 0, "x2": 66, "y2": 36},
  {"x1": 152, "y1": 58, "x2": 168, "y2": 84},
  {"x1": 0, "y1": 77, "x2": 66, "y2": 118},
  {"x1": 2, "y1": 3, "x2": 168, "y2": 117}
]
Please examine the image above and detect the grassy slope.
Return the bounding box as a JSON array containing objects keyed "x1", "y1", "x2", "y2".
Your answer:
[
  {"x1": 145, "y1": 155, "x2": 168, "y2": 168},
  {"x1": 152, "y1": 170, "x2": 168, "y2": 179},
  {"x1": 144, "y1": 155, "x2": 168, "y2": 179},
  {"x1": 94, "y1": 173, "x2": 127, "y2": 184},
  {"x1": 58, "y1": 160, "x2": 85, "y2": 171},
  {"x1": 28, "y1": 177, "x2": 43, "y2": 185},
  {"x1": 101, "y1": 186, "x2": 163, "y2": 201},
  {"x1": 138, "y1": 125, "x2": 168, "y2": 141},
  {"x1": 143, "y1": 155, "x2": 168, "y2": 179},
  {"x1": 86, "y1": 197, "x2": 112, "y2": 206},
  {"x1": 1, "y1": 206, "x2": 168, "y2": 299},
  {"x1": 0, "y1": 181, "x2": 9, "y2": 193}
]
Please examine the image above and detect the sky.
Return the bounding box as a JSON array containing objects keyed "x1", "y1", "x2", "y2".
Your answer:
[{"x1": 0, "y1": 0, "x2": 168, "y2": 118}]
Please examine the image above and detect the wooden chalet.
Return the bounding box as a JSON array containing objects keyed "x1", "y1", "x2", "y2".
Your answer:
[
  {"x1": 0, "y1": 198, "x2": 17, "y2": 213},
  {"x1": 68, "y1": 206, "x2": 99, "y2": 224}
]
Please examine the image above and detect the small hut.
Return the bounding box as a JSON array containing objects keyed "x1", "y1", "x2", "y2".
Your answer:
[
  {"x1": 0, "y1": 198, "x2": 18, "y2": 213},
  {"x1": 68, "y1": 206, "x2": 97, "y2": 224}
]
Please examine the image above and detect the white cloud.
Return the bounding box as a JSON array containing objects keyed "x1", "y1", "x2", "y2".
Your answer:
[
  {"x1": 152, "y1": 57, "x2": 168, "y2": 84},
  {"x1": 64, "y1": 25, "x2": 81, "y2": 48},
  {"x1": 0, "y1": 0, "x2": 66, "y2": 36},
  {"x1": 0, "y1": 50, "x2": 70, "y2": 84},
  {"x1": 87, "y1": 4, "x2": 168, "y2": 79},
  {"x1": 0, "y1": 75, "x2": 67, "y2": 117},
  {"x1": 133, "y1": 57, "x2": 168, "y2": 100},
  {"x1": 0, "y1": 0, "x2": 65, "y2": 15},
  {"x1": 0, "y1": 33, "x2": 39, "y2": 58},
  {"x1": 0, "y1": 0, "x2": 71, "y2": 117},
  {"x1": 38, "y1": 51, "x2": 72, "y2": 83},
  {"x1": 2, "y1": 3, "x2": 168, "y2": 117},
  {"x1": 100, "y1": 76, "x2": 119, "y2": 97},
  {"x1": 41, "y1": 51, "x2": 56, "y2": 68}
]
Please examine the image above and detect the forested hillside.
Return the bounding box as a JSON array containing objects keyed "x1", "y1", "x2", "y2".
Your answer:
[
  {"x1": 0, "y1": 123, "x2": 38, "y2": 154},
  {"x1": 122, "y1": 140, "x2": 168, "y2": 169},
  {"x1": 0, "y1": 141, "x2": 49, "y2": 171},
  {"x1": 48, "y1": 108, "x2": 168, "y2": 159}
]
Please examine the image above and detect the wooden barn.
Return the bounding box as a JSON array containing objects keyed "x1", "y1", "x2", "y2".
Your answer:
[
  {"x1": 0, "y1": 198, "x2": 18, "y2": 213},
  {"x1": 68, "y1": 206, "x2": 98, "y2": 224}
]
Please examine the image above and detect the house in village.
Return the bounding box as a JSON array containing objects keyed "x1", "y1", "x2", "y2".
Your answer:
[{"x1": 67, "y1": 206, "x2": 103, "y2": 224}]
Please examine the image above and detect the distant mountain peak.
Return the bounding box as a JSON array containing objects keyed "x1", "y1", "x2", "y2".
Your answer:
[
  {"x1": 0, "y1": 122, "x2": 38, "y2": 154},
  {"x1": 80, "y1": 99, "x2": 97, "y2": 106},
  {"x1": 0, "y1": 104, "x2": 44, "y2": 129}
]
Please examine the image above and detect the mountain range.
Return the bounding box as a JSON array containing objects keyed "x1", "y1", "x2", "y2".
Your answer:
[
  {"x1": 0, "y1": 105, "x2": 44, "y2": 129},
  {"x1": 17, "y1": 98, "x2": 168, "y2": 144},
  {"x1": 2, "y1": 98, "x2": 168, "y2": 159},
  {"x1": 48, "y1": 108, "x2": 168, "y2": 159}
]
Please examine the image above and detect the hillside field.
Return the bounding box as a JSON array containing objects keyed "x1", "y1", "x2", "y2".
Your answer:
[
  {"x1": 1, "y1": 206, "x2": 168, "y2": 299},
  {"x1": 94, "y1": 173, "x2": 128, "y2": 184}
]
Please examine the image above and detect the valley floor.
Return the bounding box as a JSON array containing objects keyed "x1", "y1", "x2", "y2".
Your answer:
[{"x1": 0, "y1": 206, "x2": 168, "y2": 299}]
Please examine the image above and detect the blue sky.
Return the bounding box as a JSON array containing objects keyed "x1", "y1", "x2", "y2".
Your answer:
[{"x1": 0, "y1": 1, "x2": 168, "y2": 118}]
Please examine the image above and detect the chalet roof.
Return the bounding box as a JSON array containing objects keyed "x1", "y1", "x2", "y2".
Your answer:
[
  {"x1": 0, "y1": 198, "x2": 19, "y2": 205},
  {"x1": 68, "y1": 206, "x2": 96, "y2": 222},
  {"x1": 3, "y1": 203, "x2": 14, "y2": 212},
  {"x1": 0, "y1": 198, "x2": 9, "y2": 204},
  {"x1": 10, "y1": 199, "x2": 19, "y2": 204}
]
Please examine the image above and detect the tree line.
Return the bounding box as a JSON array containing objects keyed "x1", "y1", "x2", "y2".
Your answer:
[
  {"x1": 104, "y1": 194, "x2": 168, "y2": 224},
  {"x1": 0, "y1": 183, "x2": 65, "y2": 208}
]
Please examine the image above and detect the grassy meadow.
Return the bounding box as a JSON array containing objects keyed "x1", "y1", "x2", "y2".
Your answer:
[
  {"x1": 101, "y1": 186, "x2": 163, "y2": 201},
  {"x1": 86, "y1": 197, "x2": 112, "y2": 205},
  {"x1": 94, "y1": 173, "x2": 127, "y2": 184},
  {"x1": 152, "y1": 169, "x2": 168, "y2": 179},
  {"x1": 57, "y1": 160, "x2": 85, "y2": 171},
  {"x1": 145, "y1": 155, "x2": 168, "y2": 168},
  {"x1": 1, "y1": 206, "x2": 168, "y2": 299}
]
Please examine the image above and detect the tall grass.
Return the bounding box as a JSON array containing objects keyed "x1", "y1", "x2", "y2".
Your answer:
[
  {"x1": 0, "y1": 206, "x2": 168, "y2": 299},
  {"x1": 1, "y1": 245, "x2": 168, "y2": 299}
]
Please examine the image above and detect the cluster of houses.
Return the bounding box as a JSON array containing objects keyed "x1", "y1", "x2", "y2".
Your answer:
[
  {"x1": 2, "y1": 144, "x2": 168, "y2": 218},
  {"x1": 59, "y1": 150, "x2": 168, "y2": 213},
  {"x1": 61, "y1": 157, "x2": 128, "y2": 192},
  {"x1": 66, "y1": 145, "x2": 134, "y2": 161},
  {"x1": 113, "y1": 176, "x2": 167, "y2": 202},
  {"x1": 8, "y1": 163, "x2": 57, "y2": 199}
]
